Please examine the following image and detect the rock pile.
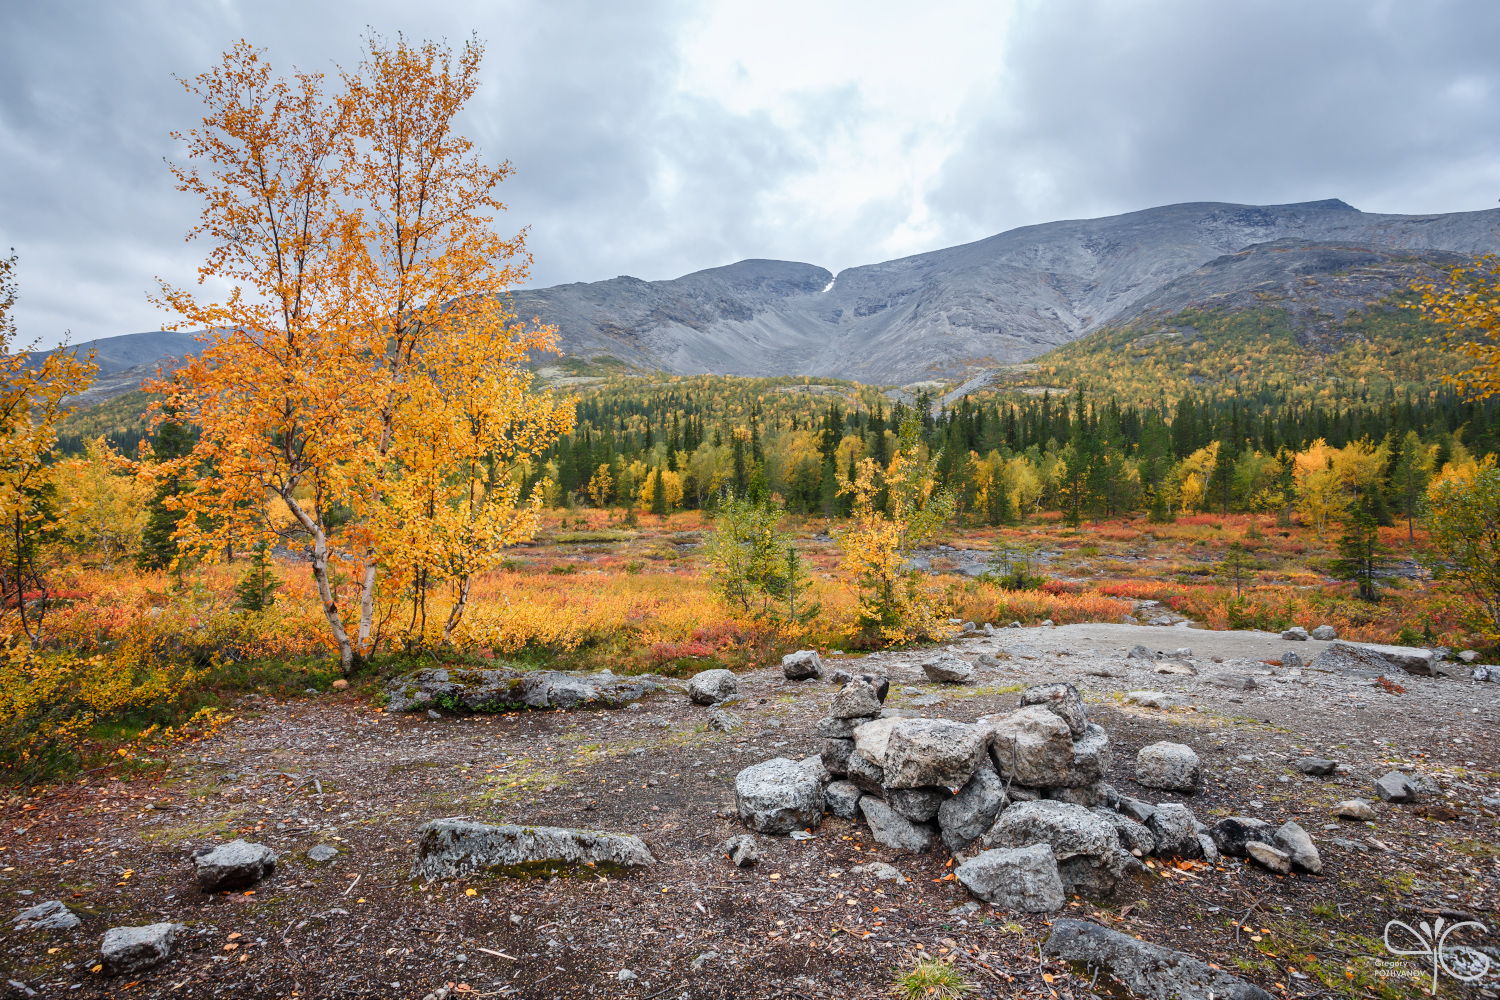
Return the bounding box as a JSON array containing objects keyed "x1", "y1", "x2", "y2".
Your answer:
[{"x1": 386, "y1": 667, "x2": 660, "y2": 713}]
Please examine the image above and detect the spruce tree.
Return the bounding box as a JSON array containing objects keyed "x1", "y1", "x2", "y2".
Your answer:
[{"x1": 136, "y1": 408, "x2": 194, "y2": 571}]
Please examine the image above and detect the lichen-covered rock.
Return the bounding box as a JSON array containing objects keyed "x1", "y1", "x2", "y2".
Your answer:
[
  {"x1": 192, "y1": 839, "x2": 276, "y2": 891},
  {"x1": 413, "y1": 819, "x2": 655, "y2": 878},
  {"x1": 885, "y1": 786, "x2": 950, "y2": 822},
  {"x1": 734, "y1": 758, "x2": 825, "y2": 834},
  {"x1": 1043, "y1": 918, "x2": 1274, "y2": 1000},
  {"x1": 385, "y1": 667, "x2": 660, "y2": 713},
  {"x1": 1067, "y1": 724, "x2": 1112, "y2": 787},
  {"x1": 883, "y1": 719, "x2": 990, "y2": 790},
  {"x1": 1020, "y1": 682, "x2": 1088, "y2": 736},
  {"x1": 100, "y1": 923, "x2": 182, "y2": 976},
  {"x1": 1046, "y1": 781, "x2": 1110, "y2": 807},
  {"x1": 687, "y1": 669, "x2": 738, "y2": 705},
  {"x1": 1135, "y1": 742, "x2": 1200, "y2": 792},
  {"x1": 859, "y1": 797, "x2": 936, "y2": 852},
  {"x1": 852, "y1": 717, "x2": 900, "y2": 767},
  {"x1": 828, "y1": 674, "x2": 888, "y2": 718},
  {"x1": 981, "y1": 800, "x2": 1137, "y2": 899},
  {"x1": 922, "y1": 654, "x2": 974, "y2": 684},
  {"x1": 938, "y1": 761, "x2": 1008, "y2": 852},
  {"x1": 1146, "y1": 803, "x2": 1201, "y2": 858},
  {"x1": 782, "y1": 650, "x2": 823, "y2": 681},
  {"x1": 824, "y1": 780, "x2": 862, "y2": 819},
  {"x1": 988, "y1": 705, "x2": 1077, "y2": 787},
  {"x1": 798, "y1": 754, "x2": 830, "y2": 785},
  {"x1": 955, "y1": 844, "x2": 1065, "y2": 912},
  {"x1": 12, "y1": 900, "x2": 80, "y2": 932}
]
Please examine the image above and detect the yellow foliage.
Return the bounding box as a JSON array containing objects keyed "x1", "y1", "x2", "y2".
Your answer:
[
  {"x1": 55, "y1": 437, "x2": 152, "y2": 569},
  {"x1": 1419, "y1": 253, "x2": 1500, "y2": 398}
]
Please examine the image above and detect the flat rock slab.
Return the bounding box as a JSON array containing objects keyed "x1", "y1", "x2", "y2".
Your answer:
[
  {"x1": 100, "y1": 923, "x2": 182, "y2": 976},
  {"x1": 413, "y1": 819, "x2": 655, "y2": 879},
  {"x1": 1044, "y1": 917, "x2": 1274, "y2": 1000},
  {"x1": 386, "y1": 667, "x2": 662, "y2": 713},
  {"x1": 12, "y1": 900, "x2": 80, "y2": 932},
  {"x1": 193, "y1": 839, "x2": 276, "y2": 892},
  {"x1": 956, "y1": 843, "x2": 1065, "y2": 912},
  {"x1": 1308, "y1": 641, "x2": 1437, "y2": 677}
]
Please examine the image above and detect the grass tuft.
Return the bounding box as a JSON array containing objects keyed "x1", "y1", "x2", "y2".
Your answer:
[{"x1": 893, "y1": 959, "x2": 975, "y2": 1000}]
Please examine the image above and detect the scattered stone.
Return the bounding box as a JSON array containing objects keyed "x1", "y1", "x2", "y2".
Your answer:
[
  {"x1": 719, "y1": 834, "x2": 759, "y2": 867},
  {"x1": 1458, "y1": 650, "x2": 1478, "y2": 663},
  {"x1": 1126, "y1": 645, "x2": 1155, "y2": 660},
  {"x1": 1197, "y1": 834, "x2": 1220, "y2": 864},
  {"x1": 1085, "y1": 662, "x2": 1128, "y2": 678},
  {"x1": 829, "y1": 668, "x2": 853, "y2": 684},
  {"x1": 1294, "y1": 757, "x2": 1338, "y2": 776},
  {"x1": 1005, "y1": 621, "x2": 1022, "y2": 629},
  {"x1": 824, "y1": 781, "x2": 862, "y2": 819},
  {"x1": 938, "y1": 762, "x2": 1009, "y2": 851},
  {"x1": 1042, "y1": 918, "x2": 1274, "y2": 1000},
  {"x1": 307, "y1": 845, "x2": 339, "y2": 863},
  {"x1": 1244, "y1": 841, "x2": 1292, "y2": 874},
  {"x1": 615, "y1": 969, "x2": 638, "y2": 982},
  {"x1": 1332, "y1": 799, "x2": 1376, "y2": 821},
  {"x1": 988, "y1": 705, "x2": 1076, "y2": 787},
  {"x1": 883, "y1": 719, "x2": 990, "y2": 789},
  {"x1": 981, "y1": 800, "x2": 1136, "y2": 899},
  {"x1": 1281, "y1": 651, "x2": 1303, "y2": 670},
  {"x1": 428, "y1": 709, "x2": 443, "y2": 719},
  {"x1": 820, "y1": 738, "x2": 854, "y2": 777},
  {"x1": 1135, "y1": 742, "x2": 1200, "y2": 792},
  {"x1": 955, "y1": 843, "x2": 1065, "y2": 912},
  {"x1": 782, "y1": 650, "x2": 823, "y2": 681},
  {"x1": 1020, "y1": 682, "x2": 1088, "y2": 736},
  {"x1": 413, "y1": 819, "x2": 655, "y2": 878},
  {"x1": 828, "y1": 674, "x2": 889, "y2": 718},
  {"x1": 691, "y1": 951, "x2": 719, "y2": 971},
  {"x1": 1272, "y1": 821, "x2": 1321, "y2": 874},
  {"x1": 687, "y1": 669, "x2": 738, "y2": 705},
  {"x1": 1374, "y1": 771, "x2": 1419, "y2": 803},
  {"x1": 100, "y1": 923, "x2": 181, "y2": 976},
  {"x1": 858, "y1": 797, "x2": 936, "y2": 853},
  {"x1": 885, "y1": 786, "x2": 950, "y2": 822},
  {"x1": 11, "y1": 900, "x2": 80, "y2": 932},
  {"x1": 386, "y1": 666, "x2": 660, "y2": 713},
  {"x1": 1310, "y1": 640, "x2": 1437, "y2": 677},
  {"x1": 708, "y1": 710, "x2": 742, "y2": 733},
  {"x1": 922, "y1": 654, "x2": 975, "y2": 684},
  {"x1": 1310, "y1": 625, "x2": 1338, "y2": 640},
  {"x1": 850, "y1": 861, "x2": 905, "y2": 883},
  {"x1": 1040, "y1": 619, "x2": 1054, "y2": 627},
  {"x1": 1209, "y1": 817, "x2": 1276, "y2": 857},
  {"x1": 909, "y1": 693, "x2": 945, "y2": 707},
  {"x1": 1153, "y1": 660, "x2": 1196, "y2": 676},
  {"x1": 192, "y1": 839, "x2": 277, "y2": 892},
  {"x1": 1146, "y1": 803, "x2": 1202, "y2": 858},
  {"x1": 1474, "y1": 666, "x2": 1495, "y2": 682},
  {"x1": 1281, "y1": 627, "x2": 1310, "y2": 641},
  {"x1": 1207, "y1": 672, "x2": 1258, "y2": 690},
  {"x1": 734, "y1": 759, "x2": 826, "y2": 834},
  {"x1": 1092, "y1": 809, "x2": 1157, "y2": 857},
  {"x1": 1125, "y1": 690, "x2": 1181, "y2": 709}
]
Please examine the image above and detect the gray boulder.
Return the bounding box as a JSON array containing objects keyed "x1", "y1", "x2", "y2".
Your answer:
[
  {"x1": 846, "y1": 751, "x2": 886, "y2": 795},
  {"x1": 687, "y1": 669, "x2": 738, "y2": 705},
  {"x1": 1272, "y1": 820, "x2": 1321, "y2": 874},
  {"x1": 938, "y1": 761, "x2": 1009, "y2": 851},
  {"x1": 1135, "y1": 742, "x2": 1200, "y2": 792},
  {"x1": 821, "y1": 738, "x2": 854, "y2": 777},
  {"x1": 12, "y1": 900, "x2": 80, "y2": 932},
  {"x1": 1210, "y1": 816, "x2": 1276, "y2": 858},
  {"x1": 824, "y1": 780, "x2": 862, "y2": 819},
  {"x1": 798, "y1": 754, "x2": 830, "y2": 785},
  {"x1": 883, "y1": 719, "x2": 990, "y2": 790},
  {"x1": 719, "y1": 834, "x2": 759, "y2": 867},
  {"x1": 886, "y1": 786, "x2": 950, "y2": 822},
  {"x1": 852, "y1": 717, "x2": 900, "y2": 767},
  {"x1": 988, "y1": 705, "x2": 1076, "y2": 788},
  {"x1": 1126, "y1": 645, "x2": 1155, "y2": 660},
  {"x1": 1092, "y1": 809, "x2": 1157, "y2": 857},
  {"x1": 708, "y1": 709, "x2": 742, "y2": 732},
  {"x1": 1332, "y1": 799, "x2": 1376, "y2": 821},
  {"x1": 1310, "y1": 625, "x2": 1338, "y2": 640},
  {"x1": 981, "y1": 800, "x2": 1136, "y2": 899},
  {"x1": 1020, "y1": 682, "x2": 1088, "y2": 736},
  {"x1": 1043, "y1": 918, "x2": 1274, "y2": 1000},
  {"x1": 734, "y1": 758, "x2": 825, "y2": 834},
  {"x1": 1280, "y1": 651, "x2": 1303, "y2": 670},
  {"x1": 922, "y1": 654, "x2": 974, "y2": 684},
  {"x1": 1146, "y1": 803, "x2": 1201, "y2": 858},
  {"x1": 828, "y1": 674, "x2": 888, "y2": 718},
  {"x1": 1294, "y1": 757, "x2": 1338, "y2": 776},
  {"x1": 1309, "y1": 641, "x2": 1437, "y2": 677},
  {"x1": 1244, "y1": 841, "x2": 1292, "y2": 874},
  {"x1": 100, "y1": 923, "x2": 182, "y2": 976},
  {"x1": 858, "y1": 797, "x2": 936, "y2": 853},
  {"x1": 1046, "y1": 781, "x2": 1111, "y2": 808},
  {"x1": 1281, "y1": 627, "x2": 1310, "y2": 641},
  {"x1": 307, "y1": 845, "x2": 339, "y2": 863},
  {"x1": 1198, "y1": 834, "x2": 1220, "y2": 864},
  {"x1": 413, "y1": 819, "x2": 655, "y2": 877},
  {"x1": 1117, "y1": 796, "x2": 1157, "y2": 824},
  {"x1": 385, "y1": 666, "x2": 659, "y2": 713},
  {"x1": 1374, "y1": 771, "x2": 1419, "y2": 803},
  {"x1": 192, "y1": 839, "x2": 277, "y2": 891},
  {"x1": 813, "y1": 716, "x2": 861, "y2": 738},
  {"x1": 955, "y1": 843, "x2": 1065, "y2": 912},
  {"x1": 1068, "y1": 724, "x2": 1112, "y2": 786},
  {"x1": 782, "y1": 650, "x2": 823, "y2": 681}
]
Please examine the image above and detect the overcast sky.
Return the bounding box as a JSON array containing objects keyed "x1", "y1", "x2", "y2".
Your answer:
[{"x1": 3, "y1": 0, "x2": 1498, "y2": 348}]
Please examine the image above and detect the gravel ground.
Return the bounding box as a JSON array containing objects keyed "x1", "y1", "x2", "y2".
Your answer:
[{"x1": 2, "y1": 625, "x2": 1498, "y2": 999}]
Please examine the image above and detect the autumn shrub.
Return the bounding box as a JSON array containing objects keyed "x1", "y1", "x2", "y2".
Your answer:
[{"x1": 948, "y1": 581, "x2": 1131, "y2": 627}]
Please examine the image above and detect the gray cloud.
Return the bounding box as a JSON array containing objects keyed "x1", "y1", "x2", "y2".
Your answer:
[{"x1": 2, "y1": 0, "x2": 1497, "y2": 349}]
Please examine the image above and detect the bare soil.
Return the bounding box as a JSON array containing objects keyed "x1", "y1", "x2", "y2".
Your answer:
[{"x1": 3, "y1": 625, "x2": 1498, "y2": 1000}]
